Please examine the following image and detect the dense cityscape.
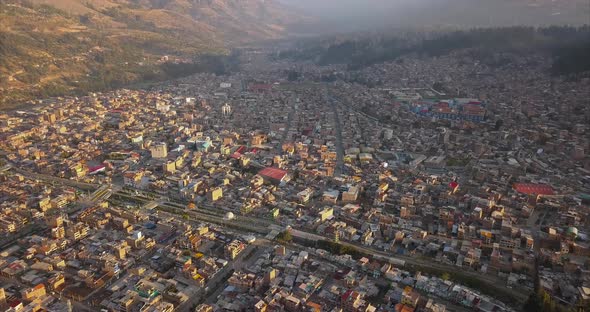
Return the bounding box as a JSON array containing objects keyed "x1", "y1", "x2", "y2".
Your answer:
[{"x1": 1, "y1": 31, "x2": 590, "y2": 312}]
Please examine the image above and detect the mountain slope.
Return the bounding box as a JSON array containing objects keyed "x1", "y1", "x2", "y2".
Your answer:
[{"x1": 0, "y1": 0, "x2": 301, "y2": 109}]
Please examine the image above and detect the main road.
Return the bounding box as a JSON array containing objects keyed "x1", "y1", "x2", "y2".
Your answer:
[
  {"x1": 276, "y1": 95, "x2": 297, "y2": 154},
  {"x1": 114, "y1": 189, "x2": 527, "y2": 305},
  {"x1": 325, "y1": 89, "x2": 345, "y2": 176}
]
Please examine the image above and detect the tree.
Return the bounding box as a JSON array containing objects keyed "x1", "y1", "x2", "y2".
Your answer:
[
  {"x1": 523, "y1": 290, "x2": 573, "y2": 312},
  {"x1": 277, "y1": 231, "x2": 292, "y2": 243},
  {"x1": 494, "y1": 119, "x2": 503, "y2": 131},
  {"x1": 433, "y1": 82, "x2": 445, "y2": 92},
  {"x1": 523, "y1": 293, "x2": 542, "y2": 312},
  {"x1": 441, "y1": 272, "x2": 451, "y2": 281}
]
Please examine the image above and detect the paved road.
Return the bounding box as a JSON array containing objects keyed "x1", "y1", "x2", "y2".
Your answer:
[
  {"x1": 325, "y1": 89, "x2": 345, "y2": 176},
  {"x1": 276, "y1": 95, "x2": 297, "y2": 154},
  {"x1": 10, "y1": 166, "x2": 98, "y2": 191},
  {"x1": 326, "y1": 87, "x2": 393, "y2": 131},
  {"x1": 113, "y1": 189, "x2": 528, "y2": 305},
  {"x1": 113, "y1": 190, "x2": 271, "y2": 233},
  {"x1": 116, "y1": 190, "x2": 521, "y2": 294},
  {"x1": 176, "y1": 239, "x2": 269, "y2": 311},
  {"x1": 290, "y1": 228, "x2": 528, "y2": 303}
]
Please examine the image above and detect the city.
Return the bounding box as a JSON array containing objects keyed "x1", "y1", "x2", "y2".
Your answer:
[
  {"x1": 0, "y1": 43, "x2": 589, "y2": 312},
  {"x1": 1, "y1": 0, "x2": 590, "y2": 311}
]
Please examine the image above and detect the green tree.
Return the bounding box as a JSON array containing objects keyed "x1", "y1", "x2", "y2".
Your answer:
[
  {"x1": 277, "y1": 231, "x2": 292, "y2": 243},
  {"x1": 523, "y1": 293, "x2": 542, "y2": 312}
]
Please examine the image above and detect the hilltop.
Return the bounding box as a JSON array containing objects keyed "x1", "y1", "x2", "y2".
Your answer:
[{"x1": 0, "y1": 0, "x2": 303, "y2": 109}]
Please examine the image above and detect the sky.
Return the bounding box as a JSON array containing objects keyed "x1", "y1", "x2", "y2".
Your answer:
[{"x1": 279, "y1": 0, "x2": 590, "y2": 33}]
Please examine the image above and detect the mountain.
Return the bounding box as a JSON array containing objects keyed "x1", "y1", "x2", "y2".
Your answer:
[{"x1": 0, "y1": 0, "x2": 303, "y2": 109}]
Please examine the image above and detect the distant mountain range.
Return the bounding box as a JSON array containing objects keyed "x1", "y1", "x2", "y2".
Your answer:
[{"x1": 0, "y1": 0, "x2": 304, "y2": 108}]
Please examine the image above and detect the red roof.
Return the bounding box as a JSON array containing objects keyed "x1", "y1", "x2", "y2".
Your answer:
[
  {"x1": 88, "y1": 165, "x2": 106, "y2": 173},
  {"x1": 235, "y1": 146, "x2": 247, "y2": 154},
  {"x1": 230, "y1": 152, "x2": 242, "y2": 159},
  {"x1": 259, "y1": 167, "x2": 287, "y2": 181},
  {"x1": 341, "y1": 289, "x2": 353, "y2": 301},
  {"x1": 513, "y1": 183, "x2": 554, "y2": 196}
]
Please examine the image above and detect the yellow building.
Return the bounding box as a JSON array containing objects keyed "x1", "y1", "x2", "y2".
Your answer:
[
  {"x1": 0, "y1": 287, "x2": 6, "y2": 308},
  {"x1": 48, "y1": 274, "x2": 65, "y2": 291},
  {"x1": 207, "y1": 187, "x2": 223, "y2": 201},
  {"x1": 21, "y1": 284, "x2": 46, "y2": 301},
  {"x1": 51, "y1": 226, "x2": 65, "y2": 239},
  {"x1": 163, "y1": 161, "x2": 176, "y2": 173},
  {"x1": 48, "y1": 215, "x2": 64, "y2": 228},
  {"x1": 319, "y1": 207, "x2": 334, "y2": 222}
]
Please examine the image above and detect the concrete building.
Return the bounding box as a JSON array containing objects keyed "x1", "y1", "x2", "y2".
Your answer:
[{"x1": 150, "y1": 143, "x2": 168, "y2": 159}]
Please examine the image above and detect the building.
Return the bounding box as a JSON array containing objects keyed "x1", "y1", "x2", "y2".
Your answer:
[
  {"x1": 47, "y1": 273, "x2": 66, "y2": 291},
  {"x1": 342, "y1": 185, "x2": 360, "y2": 202},
  {"x1": 341, "y1": 290, "x2": 363, "y2": 312},
  {"x1": 0, "y1": 287, "x2": 6, "y2": 308},
  {"x1": 48, "y1": 215, "x2": 64, "y2": 228},
  {"x1": 255, "y1": 300, "x2": 267, "y2": 312},
  {"x1": 319, "y1": 207, "x2": 334, "y2": 222},
  {"x1": 513, "y1": 183, "x2": 554, "y2": 196},
  {"x1": 297, "y1": 188, "x2": 313, "y2": 203},
  {"x1": 401, "y1": 287, "x2": 420, "y2": 307},
  {"x1": 124, "y1": 171, "x2": 144, "y2": 187},
  {"x1": 258, "y1": 167, "x2": 288, "y2": 184},
  {"x1": 195, "y1": 304, "x2": 214, "y2": 312},
  {"x1": 225, "y1": 240, "x2": 246, "y2": 260},
  {"x1": 150, "y1": 143, "x2": 168, "y2": 159},
  {"x1": 66, "y1": 222, "x2": 89, "y2": 241},
  {"x1": 207, "y1": 187, "x2": 223, "y2": 201},
  {"x1": 21, "y1": 284, "x2": 46, "y2": 301},
  {"x1": 163, "y1": 161, "x2": 176, "y2": 173},
  {"x1": 222, "y1": 103, "x2": 232, "y2": 116}
]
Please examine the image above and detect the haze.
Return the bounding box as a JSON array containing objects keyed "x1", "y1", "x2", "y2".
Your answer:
[{"x1": 281, "y1": 0, "x2": 590, "y2": 33}]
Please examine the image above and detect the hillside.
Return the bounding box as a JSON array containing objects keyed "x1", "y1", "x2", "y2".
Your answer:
[
  {"x1": 276, "y1": 26, "x2": 590, "y2": 78},
  {"x1": 0, "y1": 0, "x2": 302, "y2": 109}
]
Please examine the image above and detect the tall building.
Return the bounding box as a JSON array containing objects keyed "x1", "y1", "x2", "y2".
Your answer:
[
  {"x1": 47, "y1": 215, "x2": 64, "y2": 228},
  {"x1": 222, "y1": 103, "x2": 232, "y2": 116},
  {"x1": 0, "y1": 287, "x2": 6, "y2": 308},
  {"x1": 150, "y1": 143, "x2": 168, "y2": 159}
]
